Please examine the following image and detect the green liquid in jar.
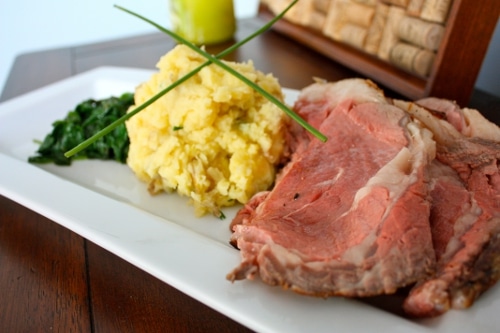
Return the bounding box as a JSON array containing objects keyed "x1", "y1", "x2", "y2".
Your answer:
[{"x1": 171, "y1": 0, "x2": 236, "y2": 45}]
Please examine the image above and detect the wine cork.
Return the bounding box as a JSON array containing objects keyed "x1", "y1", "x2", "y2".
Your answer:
[
  {"x1": 284, "y1": 0, "x2": 316, "y2": 26},
  {"x1": 306, "y1": 10, "x2": 327, "y2": 30},
  {"x1": 413, "y1": 47, "x2": 436, "y2": 76},
  {"x1": 398, "y1": 16, "x2": 445, "y2": 50},
  {"x1": 365, "y1": 2, "x2": 390, "y2": 54},
  {"x1": 390, "y1": 43, "x2": 419, "y2": 72},
  {"x1": 352, "y1": 0, "x2": 378, "y2": 6},
  {"x1": 377, "y1": 5, "x2": 405, "y2": 60},
  {"x1": 313, "y1": 0, "x2": 331, "y2": 13},
  {"x1": 340, "y1": 24, "x2": 368, "y2": 49},
  {"x1": 381, "y1": 0, "x2": 410, "y2": 7},
  {"x1": 390, "y1": 42, "x2": 435, "y2": 76},
  {"x1": 420, "y1": 0, "x2": 453, "y2": 23},
  {"x1": 344, "y1": 2, "x2": 376, "y2": 27},
  {"x1": 407, "y1": 0, "x2": 425, "y2": 16},
  {"x1": 323, "y1": 0, "x2": 351, "y2": 41}
]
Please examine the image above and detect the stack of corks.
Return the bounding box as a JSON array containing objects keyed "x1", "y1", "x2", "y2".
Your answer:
[{"x1": 262, "y1": 0, "x2": 453, "y2": 77}]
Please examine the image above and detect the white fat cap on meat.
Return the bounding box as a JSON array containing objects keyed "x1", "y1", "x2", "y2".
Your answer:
[{"x1": 300, "y1": 78, "x2": 388, "y2": 106}]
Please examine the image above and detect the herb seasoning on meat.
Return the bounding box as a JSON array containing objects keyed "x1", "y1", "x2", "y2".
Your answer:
[{"x1": 28, "y1": 93, "x2": 134, "y2": 165}]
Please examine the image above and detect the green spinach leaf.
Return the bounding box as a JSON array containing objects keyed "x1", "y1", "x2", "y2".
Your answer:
[{"x1": 29, "y1": 93, "x2": 134, "y2": 165}]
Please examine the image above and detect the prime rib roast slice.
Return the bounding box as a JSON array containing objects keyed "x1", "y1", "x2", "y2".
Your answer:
[
  {"x1": 227, "y1": 79, "x2": 437, "y2": 297},
  {"x1": 395, "y1": 99, "x2": 500, "y2": 317}
]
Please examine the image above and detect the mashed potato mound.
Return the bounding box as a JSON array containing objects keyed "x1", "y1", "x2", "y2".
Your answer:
[{"x1": 126, "y1": 45, "x2": 288, "y2": 217}]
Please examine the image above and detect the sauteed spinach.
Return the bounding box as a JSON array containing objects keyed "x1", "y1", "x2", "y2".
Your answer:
[{"x1": 29, "y1": 93, "x2": 134, "y2": 165}]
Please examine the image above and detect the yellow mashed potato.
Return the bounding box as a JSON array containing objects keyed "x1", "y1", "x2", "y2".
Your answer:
[{"x1": 126, "y1": 45, "x2": 288, "y2": 217}]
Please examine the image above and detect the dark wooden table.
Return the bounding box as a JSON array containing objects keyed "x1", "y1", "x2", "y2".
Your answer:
[{"x1": 1, "y1": 17, "x2": 499, "y2": 332}]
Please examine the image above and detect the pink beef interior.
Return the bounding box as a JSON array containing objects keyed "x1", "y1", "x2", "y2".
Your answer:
[
  {"x1": 228, "y1": 80, "x2": 436, "y2": 298},
  {"x1": 249, "y1": 102, "x2": 407, "y2": 257},
  {"x1": 395, "y1": 99, "x2": 500, "y2": 317}
]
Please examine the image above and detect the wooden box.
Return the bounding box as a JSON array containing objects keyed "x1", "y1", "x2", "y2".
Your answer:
[{"x1": 258, "y1": 0, "x2": 499, "y2": 105}]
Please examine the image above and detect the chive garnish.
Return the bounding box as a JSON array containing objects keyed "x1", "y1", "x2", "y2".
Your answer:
[{"x1": 65, "y1": 0, "x2": 325, "y2": 158}]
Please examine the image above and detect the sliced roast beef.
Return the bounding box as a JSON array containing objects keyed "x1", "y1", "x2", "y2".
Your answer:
[
  {"x1": 395, "y1": 100, "x2": 500, "y2": 317},
  {"x1": 417, "y1": 97, "x2": 500, "y2": 142},
  {"x1": 227, "y1": 79, "x2": 437, "y2": 297}
]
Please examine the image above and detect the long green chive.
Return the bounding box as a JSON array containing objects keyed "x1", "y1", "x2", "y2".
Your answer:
[
  {"x1": 115, "y1": 3, "x2": 327, "y2": 141},
  {"x1": 65, "y1": 0, "x2": 325, "y2": 158}
]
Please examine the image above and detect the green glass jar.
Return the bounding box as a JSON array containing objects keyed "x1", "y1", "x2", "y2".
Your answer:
[{"x1": 170, "y1": 0, "x2": 236, "y2": 45}]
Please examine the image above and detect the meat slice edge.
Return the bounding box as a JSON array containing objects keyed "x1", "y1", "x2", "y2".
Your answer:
[
  {"x1": 227, "y1": 80, "x2": 436, "y2": 298},
  {"x1": 395, "y1": 100, "x2": 500, "y2": 317}
]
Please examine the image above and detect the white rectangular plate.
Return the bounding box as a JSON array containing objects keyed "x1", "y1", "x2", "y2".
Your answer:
[{"x1": 0, "y1": 67, "x2": 498, "y2": 333}]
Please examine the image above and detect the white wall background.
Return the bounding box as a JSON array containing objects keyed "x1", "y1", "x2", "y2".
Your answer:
[{"x1": 1, "y1": 0, "x2": 498, "y2": 98}]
